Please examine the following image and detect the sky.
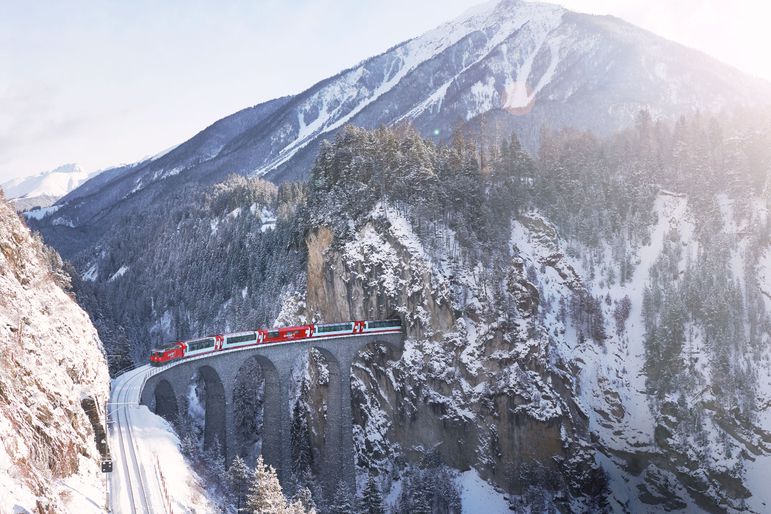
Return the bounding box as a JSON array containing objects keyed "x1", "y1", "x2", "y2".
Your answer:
[{"x1": 2, "y1": 0, "x2": 771, "y2": 183}]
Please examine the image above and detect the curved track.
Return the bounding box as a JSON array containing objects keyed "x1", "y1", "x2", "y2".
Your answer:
[{"x1": 108, "y1": 366, "x2": 159, "y2": 513}]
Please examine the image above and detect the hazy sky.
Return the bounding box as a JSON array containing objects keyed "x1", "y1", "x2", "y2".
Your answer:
[{"x1": 2, "y1": 0, "x2": 770, "y2": 182}]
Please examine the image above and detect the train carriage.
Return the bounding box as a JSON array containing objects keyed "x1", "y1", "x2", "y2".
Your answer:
[
  {"x1": 260, "y1": 324, "x2": 314, "y2": 344},
  {"x1": 183, "y1": 336, "x2": 218, "y2": 358},
  {"x1": 313, "y1": 321, "x2": 359, "y2": 337},
  {"x1": 363, "y1": 319, "x2": 402, "y2": 333},
  {"x1": 222, "y1": 331, "x2": 260, "y2": 350}
]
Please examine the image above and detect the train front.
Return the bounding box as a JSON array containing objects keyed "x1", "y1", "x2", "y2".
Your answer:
[{"x1": 149, "y1": 341, "x2": 184, "y2": 366}]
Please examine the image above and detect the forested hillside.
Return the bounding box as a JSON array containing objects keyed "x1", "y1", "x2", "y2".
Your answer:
[{"x1": 70, "y1": 177, "x2": 306, "y2": 371}]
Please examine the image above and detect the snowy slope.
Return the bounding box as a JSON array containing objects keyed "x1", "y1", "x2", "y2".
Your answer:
[
  {"x1": 0, "y1": 197, "x2": 110, "y2": 513},
  {"x1": 307, "y1": 184, "x2": 770, "y2": 511},
  {"x1": 251, "y1": 0, "x2": 565, "y2": 176},
  {"x1": 558, "y1": 192, "x2": 771, "y2": 513}
]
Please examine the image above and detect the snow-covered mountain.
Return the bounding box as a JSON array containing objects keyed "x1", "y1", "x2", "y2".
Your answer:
[
  {"x1": 33, "y1": 0, "x2": 771, "y2": 260},
  {"x1": 1, "y1": 163, "x2": 98, "y2": 211},
  {"x1": 0, "y1": 196, "x2": 110, "y2": 512}
]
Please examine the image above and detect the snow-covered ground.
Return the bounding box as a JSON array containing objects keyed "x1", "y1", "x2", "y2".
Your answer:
[
  {"x1": 109, "y1": 366, "x2": 214, "y2": 513},
  {"x1": 459, "y1": 469, "x2": 512, "y2": 513},
  {"x1": 0, "y1": 196, "x2": 110, "y2": 514},
  {"x1": 582, "y1": 194, "x2": 696, "y2": 448},
  {"x1": 23, "y1": 204, "x2": 62, "y2": 220},
  {"x1": 382, "y1": 469, "x2": 512, "y2": 512}
]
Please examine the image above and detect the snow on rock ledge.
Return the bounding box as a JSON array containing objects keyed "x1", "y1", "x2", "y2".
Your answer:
[{"x1": 0, "y1": 197, "x2": 110, "y2": 513}]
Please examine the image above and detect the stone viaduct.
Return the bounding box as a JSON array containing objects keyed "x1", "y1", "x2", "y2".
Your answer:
[{"x1": 138, "y1": 332, "x2": 403, "y2": 492}]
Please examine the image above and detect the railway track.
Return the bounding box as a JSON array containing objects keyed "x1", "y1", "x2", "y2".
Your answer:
[{"x1": 109, "y1": 368, "x2": 154, "y2": 513}]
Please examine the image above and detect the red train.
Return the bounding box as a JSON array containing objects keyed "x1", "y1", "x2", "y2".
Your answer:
[{"x1": 149, "y1": 319, "x2": 402, "y2": 366}]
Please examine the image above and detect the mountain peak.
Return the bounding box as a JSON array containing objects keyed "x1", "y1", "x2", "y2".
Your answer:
[
  {"x1": 1, "y1": 162, "x2": 94, "y2": 203},
  {"x1": 46, "y1": 163, "x2": 82, "y2": 175},
  {"x1": 34, "y1": 0, "x2": 771, "y2": 246}
]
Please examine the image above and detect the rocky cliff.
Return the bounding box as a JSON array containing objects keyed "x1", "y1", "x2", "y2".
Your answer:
[
  {"x1": 300, "y1": 201, "x2": 605, "y2": 510},
  {"x1": 0, "y1": 193, "x2": 110, "y2": 513}
]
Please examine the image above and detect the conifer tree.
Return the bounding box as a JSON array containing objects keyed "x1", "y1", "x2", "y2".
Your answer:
[
  {"x1": 245, "y1": 455, "x2": 288, "y2": 514},
  {"x1": 328, "y1": 481, "x2": 354, "y2": 514},
  {"x1": 294, "y1": 486, "x2": 316, "y2": 513},
  {"x1": 227, "y1": 455, "x2": 251, "y2": 512},
  {"x1": 286, "y1": 498, "x2": 308, "y2": 514},
  {"x1": 290, "y1": 384, "x2": 314, "y2": 481},
  {"x1": 361, "y1": 474, "x2": 384, "y2": 514},
  {"x1": 206, "y1": 438, "x2": 226, "y2": 476}
]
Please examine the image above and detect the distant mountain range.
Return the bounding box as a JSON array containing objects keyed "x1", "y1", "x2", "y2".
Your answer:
[
  {"x1": 32, "y1": 0, "x2": 771, "y2": 258},
  {"x1": 1, "y1": 163, "x2": 100, "y2": 211}
]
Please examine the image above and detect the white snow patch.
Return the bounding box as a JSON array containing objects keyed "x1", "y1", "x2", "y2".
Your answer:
[
  {"x1": 52, "y1": 216, "x2": 76, "y2": 227},
  {"x1": 459, "y1": 469, "x2": 510, "y2": 513},
  {"x1": 757, "y1": 245, "x2": 771, "y2": 312},
  {"x1": 83, "y1": 262, "x2": 99, "y2": 282},
  {"x1": 23, "y1": 204, "x2": 61, "y2": 220},
  {"x1": 108, "y1": 265, "x2": 128, "y2": 282},
  {"x1": 260, "y1": 207, "x2": 277, "y2": 232}
]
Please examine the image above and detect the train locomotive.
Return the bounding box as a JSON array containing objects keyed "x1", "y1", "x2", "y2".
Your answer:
[{"x1": 149, "y1": 319, "x2": 402, "y2": 366}]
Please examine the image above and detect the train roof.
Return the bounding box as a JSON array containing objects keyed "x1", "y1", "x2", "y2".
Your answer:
[
  {"x1": 266, "y1": 323, "x2": 313, "y2": 330},
  {"x1": 151, "y1": 341, "x2": 181, "y2": 352},
  {"x1": 224, "y1": 330, "x2": 257, "y2": 337}
]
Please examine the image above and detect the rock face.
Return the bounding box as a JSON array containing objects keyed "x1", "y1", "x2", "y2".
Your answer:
[
  {"x1": 303, "y1": 204, "x2": 605, "y2": 510},
  {"x1": 0, "y1": 193, "x2": 109, "y2": 512},
  {"x1": 290, "y1": 125, "x2": 613, "y2": 507}
]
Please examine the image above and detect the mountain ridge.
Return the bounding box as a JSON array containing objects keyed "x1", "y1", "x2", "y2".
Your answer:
[{"x1": 33, "y1": 0, "x2": 771, "y2": 260}]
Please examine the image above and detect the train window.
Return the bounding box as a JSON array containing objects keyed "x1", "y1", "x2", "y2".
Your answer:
[
  {"x1": 267, "y1": 330, "x2": 280, "y2": 338},
  {"x1": 367, "y1": 320, "x2": 401, "y2": 329},
  {"x1": 227, "y1": 333, "x2": 256, "y2": 344},
  {"x1": 187, "y1": 338, "x2": 214, "y2": 351},
  {"x1": 317, "y1": 323, "x2": 352, "y2": 333},
  {"x1": 155, "y1": 341, "x2": 178, "y2": 351}
]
